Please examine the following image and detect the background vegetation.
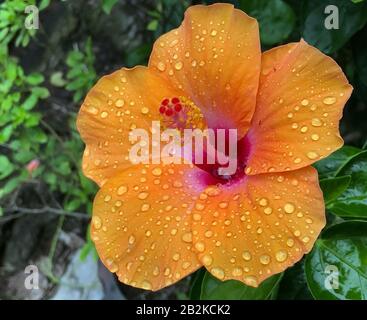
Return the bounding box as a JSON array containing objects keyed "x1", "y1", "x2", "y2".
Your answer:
[{"x1": 0, "y1": 0, "x2": 366, "y2": 300}]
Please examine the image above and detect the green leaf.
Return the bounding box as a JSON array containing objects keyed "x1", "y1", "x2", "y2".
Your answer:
[
  {"x1": 305, "y1": 221, "x2": 367, "y2": 300},
  {"x1": 0, "y1": 155, "x2": 14, "y2": 179},
  {"x1": 39, "y1": 0, "x2": 51, "y2": 11},
  {"x1": 22, "y1": 94, "x2": 38, "y2": 110},
  {"x1": 50, "y1": 71, "x2": 66, "y2": 87},
  {"x1": 277, "y1": 260, "x2": 313, "y2": 300},
  {"x1": 64, "y1": 198, "x2": 82, "y2": 212},
  {"x1": 0, "y1": 125, "x2": 13, "y2": 143},
  {"x1": 189, "y1": 268, "x2": 206, "y2": 300},
  {"x1": 31, "y1": 86, "x2": 50, "y2": 99},
  {"x1": 200, "y1": 271, "x2": 283, "y2": 299},
  {"x1": 26, "y1": 73, "x2": 44, "y2": 85},
  {"x1": 0, "y1": 27, "x2": 9, "y2": 42},
  {"x1": 314, "y1": 146, "x2": 363, "y2": 179},
  {"x1": 302, "y1": 0, "x2": 367, "y2": 54},
  {"x1": 0, "y1": 206, "x2": 3, "y2": 217},
  {"x1": 147, "y1": 20, "x2": 159, "y2": 31},
  {"x1": 320, "y1": 175, "x2": 351, "y2": 205},
  {"x1": 327, "y1": 151, "x2": 367, "y2": 218},
  {"x1": 102, "y1": 0, "x2": 119, "y2": 15},
  {"x1": 239, "y1": 0, "x2": 295, "y2": 46},
  {"x1": 0, "y1": 176, "x2": 22, "y2": 199}
]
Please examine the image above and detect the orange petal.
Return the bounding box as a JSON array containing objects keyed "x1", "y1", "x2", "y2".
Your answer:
[
  {"x1": 77, "y1": 66, "x2": 184, "y2": 186},
  {"x1": 149, "y1": 3, "x2": 261, "y2": 137},
  {"x1": 245, "y1": 40, "x2": 353, "y2": 175},
  {"x1": 91, "y1": 162, "x2": 209, "y2": 291},
  {"x1": 191, "y1": 166, "x2": 325, "y2": 287}
]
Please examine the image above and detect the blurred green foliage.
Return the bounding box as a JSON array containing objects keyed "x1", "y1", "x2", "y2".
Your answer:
[{"x1": 0, "y1": 0, "x2": 367, "y2": 300}]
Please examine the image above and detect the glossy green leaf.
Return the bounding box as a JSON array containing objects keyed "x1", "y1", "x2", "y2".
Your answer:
[
  {"x1": 314, "y1": 146, "x2": 362, "y2": 179},
  {"x1": 327, "y1": 151, "x2": 367, "y2": 218},
  {"x1": 305, "y1": 221, "x2": 367, "y2": 300},
  {"x1": 239, "y1": 0, "x2": 295, "y2": 45},
  {"x1": 320, "y1": 175, "x2": 351, "y2": 204},
  {"x1": 200, "y1": 271, "x2": 283, "y2": 300},
  {"x1": 302, "y1": 0, "x2": 367, "y2": 54},
  {"x1": 277, "y1": 260, "x2": 313, "y2": 300},
  {"x1": 189, "y1": 268, "x2": 206, "y2": 300}
]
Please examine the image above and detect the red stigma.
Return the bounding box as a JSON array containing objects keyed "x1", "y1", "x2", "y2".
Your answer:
[
  {"x1": 174, "y1": 104, "x2": 182, "y2": 112},
  {"x1": 171, "y1": 97, "x2": 180, "y2": 104},
  {"x1": 159, "y1": 106, "x2": 166, "y2": 114},
  {"x1": 161, "y1": 98, "x2": 169, "y2": 106},
  {"x1": 165, "y1": 108, "x2": 173, "y2": 116}
]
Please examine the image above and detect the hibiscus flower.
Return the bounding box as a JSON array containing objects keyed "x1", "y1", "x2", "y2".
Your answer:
[{"x1": 77, "y1": 3, "x2": 352, "y2": 291}]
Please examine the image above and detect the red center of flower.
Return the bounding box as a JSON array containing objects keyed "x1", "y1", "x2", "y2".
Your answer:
[
  {"x1": 159, "y1": 97, "x2": 181, "y2": 117},
  {"x1": 158, "y1": 97, "x2": 251, "y2": 184}
]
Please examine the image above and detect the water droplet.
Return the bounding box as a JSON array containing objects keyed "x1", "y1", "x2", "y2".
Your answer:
[
  {"x1": 195, "y1": 242, "x2": 205, "y2": 252},
  {"x1": 152, "y1": 167, "x2": 162, "y2": 176},
  {"x1": 211, "y1": 267, "x2": 225, "y2": 280},
  {"x1": 307, "y1": 151, "x2": 319, "y2": 159},
  {"x1": 259, "y1": 198, "x2": 268, "y2": 207},
  {"x1": 138, "y1": 192, "x2": 149, "y2": 200},
  {"x1": 264, "y1": 207, "x2": 273, "y2": 215},
  {"x1": 204, "y1": 230, "x2": 213, "y2": 238},
  {"x1": 284, "y1": 203, "x2": 295, "y2": 214},
  {"x1": 260, "y1": 254, "x2": 271, "y2": 265},
  {"x1": 195, "y1": 203, "x2": 205, "y2": 211},
  {"x1": 232, "y1": 268, "x2": 243, "y2": 277},
  {"x1": 115, "y1": 99, "x2": 125, "y2": 108},
  {"x1": 311, "y1": 118, "x2": 322, "y2": 127},
  {"x1": 106, "y1": 258, "x2": 118, "y2": 273},
  {"x1": 92, "y1": 216, "x2": 102, "y2": 229},
  {"x1": 101, "y1": 111, "x2": 108, "y2": 119},
  {"x1": 117, "y1": 185, "x2": 128, "y2": 195},
  {"x1": 244, "y1": 276, "x2": 258, "y2": 286},
  {"x1": 202, "y1": 254, "x2": 213, "y2": 266},
  {"x1": 175, "y1": 61, "x2": 183, "y2": 70},
  {"x1": 172, "y1": 253, "x2": 180, "y2": 261},
  {"x1": 242, "y1": 251, "x2": 252, "y2": 261},
  {"x1": 286, "y1": 238, "x2": 295, "y2": 247},
  {"x1": 300, "y1": 126, "x2": 308, "y2": 133},
  {"x1": 153, "y1": 266, "x2": 160, "y2": 276},
  {"x1": 311, "y1": 134, "x2": 319, "y2": 141},
  {"x1": 301, "y1": 99, "x2": 309, "y2": 106},
  {"x1": 128, "y1": 235, "x2": 135, "y2": 244},
  {"x1": 210, "y1": 29, "x2": 217, "y2": 36},
  {"x1": 104, "y1": 195, "x2": 111, "y2": 202},
  {"x1": 141, "y1": 107, "x2": 149, "y2": 114},
  {"x1": 141, "y1": 280, "x2": 152, "y2": 290},
  {"x1": 323, "y1": 96, "x2": 336, "y2": 105},
  {"x1": 182, "y1": 232, "x2": 193, "y2": 243},
  {"x1": 219, "y1": 202, "x2": 228, "y2": 209},
  {"x1": 141, "y1": 203, "x2": 150, "y2": 212},
  {"x1": 275, "y1": 250, "x2": 288, "y2": 262},
  {"x1": 86, "y1": 106, "x2": 99, "y2": 114}
]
